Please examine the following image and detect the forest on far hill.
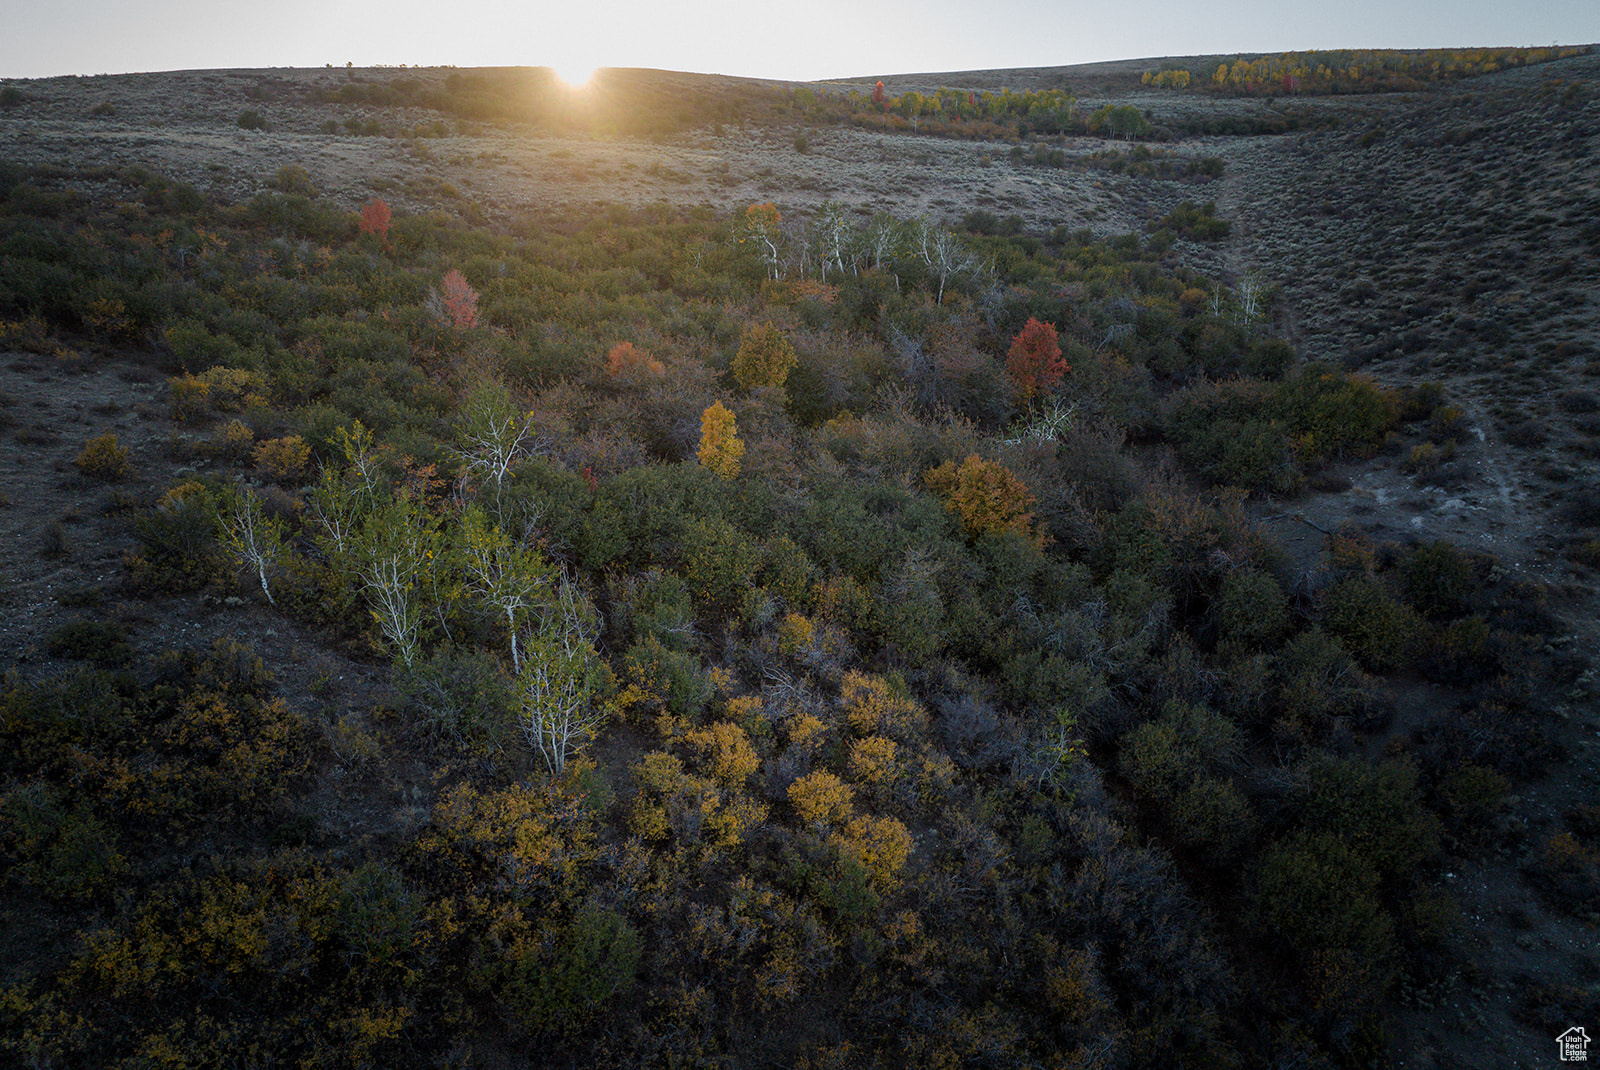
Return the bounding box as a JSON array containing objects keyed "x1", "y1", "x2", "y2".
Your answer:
[{"x1": 0, "y1": 47, "x2": 1597, "y2": 1069}]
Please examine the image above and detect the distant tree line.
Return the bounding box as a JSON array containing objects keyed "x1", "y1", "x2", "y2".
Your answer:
[{"x1": 1145, "y1": 45, "x2": 1593, "y2": 97}]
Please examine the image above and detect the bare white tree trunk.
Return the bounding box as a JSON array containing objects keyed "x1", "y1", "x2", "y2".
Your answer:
[
  {"x1": 518, "y1": 575, "x2": 603, "y2": 778},
  {"x1": 352, "y1": 496, "x2": 436, "y2": 669},
  {"x1": 220, "y1": 488, "x2": 284, "y2": 604},
  {"x1": 308, "y1": 419, "x2": 382, "y2": 559},
  {"x1": 459, "y1": 505, "x2": 554, "y2": 674},
  {"x1": 451, "y1": 387, "x2": 539, "y2": 516}
]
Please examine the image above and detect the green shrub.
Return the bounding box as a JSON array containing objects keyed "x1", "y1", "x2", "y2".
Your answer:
[
  {"x1": 1400, "y1": 381, "x2": 1445, "y2": 421},
  {"x1": 46, "y1": 619, "x2": 132, "y2": 667},
  {"x1": 1398, "y1": 541, "x2": 1477, "y2": 619},
  {"x1": 761, "y1": 534, "x2": 817, "y2": 611},
  {"x1": 335, "y1": 860, "x2": 420, "y2": 973},
  {"x1": 269, "y1": 165, "x2": 317, "y2": 196},
  {"x1": 622, "y1": 634, "x2": 712, "y2": 728},
  {"x1": 1157, "y1": 201, "x2": 1231, "y2": 241},
  {"x1": 496, "y1": 907, "x2": 641, "y2": 1035},
  {"x1": 130, "y1": 480, "x2": 226, "y2": 592},
  {"x1": 1119, "y1": 719, "x2": 1191, "y2": 801},
  {"x1": 1215, "y1": 566, "x2": 1290, "y2": 650},
  {"x1": 1269, "y1": 628, "x2": 1374, "y2": 741},
  {"x1": 627, "y1": 570, "x2": 698, "y2": 650},
  {"x1": 1298, "y1": 754, "x2": 1441, "y2": 882},
  {"x1": 1245, "y1": 336, "x2": 1295, "y2": 379},
  {"x1": 1424, "y1": 613, "x2": 1496, "y2": 681},
  {"x1": 2, "y1": 787, "x2": 124, "y2": 902},
  {"x1": 683, "y1": 516, "x2": 765, "y2": 618},
  {"x1": 1118, "y1": 698, "x2": 1245, "y2": 852},
  {"x1": 1320, "y1": 576, "x2": 1423, "y2": 673},
  {"x1": 1255, "y1": 829, "x2": 1394, "y2": 963},
  {"x1": 496, "y1": 458, "x2": 588, "y2": 546},
  {"x1": 1171, "y1": 774, "x2": 1257, "y2": 859},
  {"x1": 244, "y1": 192, "x2": 353, "y2": 244},
  {"x1": 1165, "y1": 364, "x2": 1400, "y2": 492},
  {"x1": 1164, "y1": 380, "x2": 1298, "y2": 493},
  {"x1": 1436, "y1": 762, "x2": 1509, "y2": 841},
  {"x1": 1276, "y1": 365, "x2": 1400, "y2": 463},
  {"x1": 396, "y1": 647, "x2": 518, "y2": 752},
  {"x1": 872, "y1": 548, "x2": 946, "y2": 664}
]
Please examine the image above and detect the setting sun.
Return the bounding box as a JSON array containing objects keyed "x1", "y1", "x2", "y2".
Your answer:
[{"x1": 552, "y1": 64, "x2": 597, "y2": 89}]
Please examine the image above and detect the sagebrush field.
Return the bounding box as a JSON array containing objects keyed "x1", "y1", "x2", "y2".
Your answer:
[{"x1": 1, "y1": 47, "x2": 1597, "y2": 1069}]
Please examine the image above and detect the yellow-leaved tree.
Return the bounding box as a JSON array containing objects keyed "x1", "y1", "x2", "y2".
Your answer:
[
  {"x1": 788, "y1": 770, "x2": 853, "y2": 832},
  {"x1": 697, "y1": 400, "x2": 744, "y2": 480},
  {"x1": 924, "y1": 454, "x2": 1046, "y2": 547},
  {"x1": 731, "y1": 322, "x2": 798, "y2": 392}
]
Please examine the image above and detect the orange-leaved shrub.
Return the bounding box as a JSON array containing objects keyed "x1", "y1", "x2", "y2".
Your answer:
[
  {"x1": 604, "y1": 341, "x2": 665, "y2": 385},
  {"x1": 440, "y1": 269, "x2": 479, "y2": 329},
  {"x1": 253, "y1": 435, "x2": 310, "y2": 480},
  {"x1": 684, "y1": 721, "x2": 761, "y2": 789},
  {"x1": 924, "y1": 453, "x2": 1045, "y2": 547},
  {"x1": 788, "y1": 770, "x2": 853, "y2": 832},
  {"x1": 840, "y1": 670, "x2": 928, "y2": 741},
  {"x1": 833, "y1": 813, "x2": 913, "y2": 889}
]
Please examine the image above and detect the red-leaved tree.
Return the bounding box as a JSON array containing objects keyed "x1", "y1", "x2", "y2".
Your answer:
[
  {"x1": 441, "y1": 269, "x2": 479, "y2": 330},
  {"x1": 357, "y1": 197, "x2": 392, "y2": 247},
  {"x1": 873, "y1": 80, "x2": 888, "y2": 127},
  {"x1": 1005, "y1": 316, "x2": 1068, "y2": 400}
]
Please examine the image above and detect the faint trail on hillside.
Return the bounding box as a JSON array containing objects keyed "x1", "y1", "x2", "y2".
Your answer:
[
  {"x1": 1210, "y1": 150, "x2": 1251, "y2": 284},
  {"x1": 1204, "y1": 136, "x2": 1318, "y2": 349},
  {"x1": 1462, "y1": 400, "x2": 1518, "y2": 518},
  {"x1": 1206, "y1": 138, "x2": 1280, "y2": 283}
]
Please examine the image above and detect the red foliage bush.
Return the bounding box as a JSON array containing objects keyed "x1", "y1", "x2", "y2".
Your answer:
[
  {"x1": 357, "y1": 197, "x2": 392, "y2": 244},
  {"x1": 441, "y1": 269, "x2": 479, "y2": 330},
  {"x1": 1006, "y1": 316, "x2": 1068, "y2": 400}
]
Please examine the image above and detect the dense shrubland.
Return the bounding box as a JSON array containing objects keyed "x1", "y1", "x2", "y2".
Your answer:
[{"x1": 0, "y1": 159, "x2": 1577, "y2": 1067}]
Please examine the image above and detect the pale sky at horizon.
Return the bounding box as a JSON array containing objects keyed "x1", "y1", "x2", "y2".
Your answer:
[{"x1": 2, "y1": 0, "x2": 1596, "y2": 83}]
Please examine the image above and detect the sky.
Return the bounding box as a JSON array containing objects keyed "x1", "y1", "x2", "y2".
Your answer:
[{"x1": 2, "y1": 0, "x2": 1596, "y2": 83}]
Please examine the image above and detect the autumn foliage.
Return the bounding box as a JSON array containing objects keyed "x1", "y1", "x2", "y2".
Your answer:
[
  {"x1": 1187, "y1": 46, "x2": 1589, "y2": 97},
  {"x1": 924, "y1": 454, "x2": 1045, "y2": 546},
  {"x1": 75, "y1": 431, "x2": 132, "y2": 481},
  {"x1": 357, "y1": 197, "x2": 392, "y2": 244},
  {"x1": 440, "y1": 269, "x2": 479, "y2": 329},
  {"x1": 1005, "y1": 316, "x2": 1068, "y2": 400},
  {"x1": 788, "y1": 769, "x2": 853, "y2": 831},
  {"x1": 697, "y1": 400, "x2": 744, "y2": 480},
  {"x1": 731, "y1": 322, "x2": 798, "y2": 391},
  {"x1": 604, "y1": 341, "x2": 665, "y2": 385}
]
